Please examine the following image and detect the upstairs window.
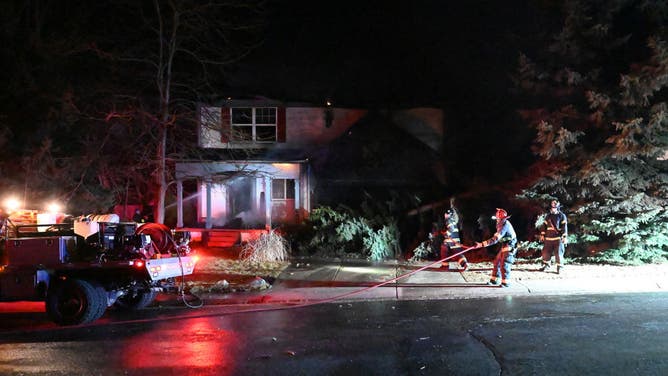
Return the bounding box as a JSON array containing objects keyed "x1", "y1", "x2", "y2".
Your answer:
[{"x1": 231, "y1": 107, "x2": 277, "y2": 142}]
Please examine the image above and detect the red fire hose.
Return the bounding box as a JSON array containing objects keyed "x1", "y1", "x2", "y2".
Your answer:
[{"x1": 306, "y1": 245, "x2": 478, "y2": 305}]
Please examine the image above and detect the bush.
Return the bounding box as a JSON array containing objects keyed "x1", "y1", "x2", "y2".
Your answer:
[
  {"x1": 515, "y1": 240, "x2": 543, "y2": 259},
  {"x1": 297, "y1": 206, "x2": 400, "y2": 261},
  {"x1": 409, "y1": 241, "x2": 432, "y2": 262},
  {"x1": 239, "y1": 230, "x2": 290, "y2": 263}
]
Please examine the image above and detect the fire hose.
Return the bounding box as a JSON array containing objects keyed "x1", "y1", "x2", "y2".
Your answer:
[
  {"x1": 305, "y1": 245, "x2": 478, "y2": 306},
  {"x1": 180, "y1": 244, "x2": 480, "y2": 312}
]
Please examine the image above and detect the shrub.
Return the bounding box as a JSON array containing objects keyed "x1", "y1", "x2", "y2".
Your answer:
[
  {"x1": 239, "y1": 230, "x2": 290, "y2": 263},
  {"x1": 409, "y1": 241, "x2": 432, "y2": 262},
  {"x1": 299, "y1": 206, "x2": 400, "y2": 261},
  {"x1": 515, "y1": 240, "x2": 543, "y2": 259}
]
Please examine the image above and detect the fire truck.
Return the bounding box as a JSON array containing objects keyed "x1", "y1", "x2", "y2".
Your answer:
[{"x1": 0, "y1": 207, "x2": 197, "y2": 325}]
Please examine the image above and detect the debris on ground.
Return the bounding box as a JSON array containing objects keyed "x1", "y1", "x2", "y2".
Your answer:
[
  {"x1": 249, "y1": 277, "x2": 271, "y2": 291},
  {"x1": 186, "y1": 256, "x2": 288, "y2": 293}
]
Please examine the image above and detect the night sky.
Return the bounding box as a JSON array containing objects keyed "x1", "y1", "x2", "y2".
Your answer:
[
  {"x1": 228, "y1": 0, "x2": 548, "y2": 108},
  {"x1": 0, "y1": 0, "x2": 556, "y2": 214},
  {"x1": 224, "y1": 0, "x2": 552, "y2": 191}
]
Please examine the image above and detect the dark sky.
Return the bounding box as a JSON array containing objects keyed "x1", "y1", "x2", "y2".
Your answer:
[
  {"x1": 0, "y1": 0, "x2": 553, "y2": 202},
  {"x1": 228, "y1": 0, "x2": 549, "y2": 108},
  {"x1": 224, "y1": 0, "x2": 552, "y2": 191}
]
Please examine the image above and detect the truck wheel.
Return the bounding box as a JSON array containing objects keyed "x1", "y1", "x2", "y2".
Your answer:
[
  {"x1": 46, "y1": 279, "x2": 107, "y2": 325},
  {"x1": 114, "y1": 289, "x2": 158, "y2": 310}
]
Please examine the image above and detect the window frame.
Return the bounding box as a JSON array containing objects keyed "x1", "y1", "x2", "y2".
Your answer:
[
  {"x1": 230, "y1": 107, "x2": 277, "y2": 143},
  {"x1": 271, "y1": 178, "x2": 296, "y2": 200}
]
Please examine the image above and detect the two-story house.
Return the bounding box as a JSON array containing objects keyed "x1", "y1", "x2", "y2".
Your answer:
[{"x1": 172, "y1": 97, "x2": 444, "y2": 245}]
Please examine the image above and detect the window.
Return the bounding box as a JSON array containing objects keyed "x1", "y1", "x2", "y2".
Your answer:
[
  {"x1": 231, "y1": 107, "x2": 277, "y2": 142},
  {"x1": 272, "y1": 179, "x2": 295, "y2": 199}
]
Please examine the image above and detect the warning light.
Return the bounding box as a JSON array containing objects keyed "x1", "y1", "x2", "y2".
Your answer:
[
  {"x1": 2, "y1": 197, "x2": 21, "y2": 213},
  {"x1": 131, "y1": 259, "x2": 145, "y2": 268},
  {"x1": 46, "y1": 202, "x2": 62, "y2": 213}
]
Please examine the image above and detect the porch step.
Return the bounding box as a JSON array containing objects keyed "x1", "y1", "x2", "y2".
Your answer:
[{"x1": 205, "y1": 231, "x2": 241, "y2": 248}]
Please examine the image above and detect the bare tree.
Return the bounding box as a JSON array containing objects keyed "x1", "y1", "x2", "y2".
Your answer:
[
  {"x1": 93, "y1": 0, "x2": 266, "y2": 222},
  {"x1": 0, "y1": 1, "x2": 265, "y2": 217}
]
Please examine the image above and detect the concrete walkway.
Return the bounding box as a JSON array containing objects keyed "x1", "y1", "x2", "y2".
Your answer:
[{"x1": 189, "y1": 258, "x2": 668, "y2": 306}]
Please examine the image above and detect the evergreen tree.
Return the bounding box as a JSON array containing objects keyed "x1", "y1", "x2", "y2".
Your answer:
[{"x1": 514, "y1": 0, "x2": 668, "y2": 264}]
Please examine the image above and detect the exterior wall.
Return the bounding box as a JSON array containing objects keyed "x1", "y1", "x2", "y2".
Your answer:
[
  {"x1": 198, "y1": 105, "x2": 223, "y2": 148},
  {"x1": 197, "y1": 102, "x2": 443, "y2": 152},
  {"x1": 198, "y1": 105, "x2": 367, "y2": 149},
  {"x1": 278, "y1": 107, "x2": 367, "y2": 148}
]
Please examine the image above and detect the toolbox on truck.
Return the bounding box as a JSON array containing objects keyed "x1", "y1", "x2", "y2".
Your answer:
[{"x1": 5, "y1": 236, "x2": 72, "y2": 266}]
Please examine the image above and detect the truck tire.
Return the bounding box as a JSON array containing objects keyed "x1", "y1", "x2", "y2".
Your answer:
[
  {"x1": 46, "y1": 278, "x2": 107, "y2": 325},
  {"x1": 114, "y1": 289, "x2": 158, "y2": 310}
]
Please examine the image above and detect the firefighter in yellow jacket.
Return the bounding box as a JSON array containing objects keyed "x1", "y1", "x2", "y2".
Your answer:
[{"x1": 539, "y1": 200, "x2": 568, "y2": 274}]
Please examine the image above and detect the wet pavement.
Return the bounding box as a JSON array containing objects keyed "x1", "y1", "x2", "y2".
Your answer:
[
  {"x1": 2, "y1": 256, "x2": 668, "y2": 375},
  {"x1": 4, "y1": 292, "x2": 668, "y2": 375}
]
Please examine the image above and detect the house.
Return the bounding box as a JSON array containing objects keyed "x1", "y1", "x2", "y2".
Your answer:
[{"x1": 172, "y1": 98, "x2": 445, "y2": 243}]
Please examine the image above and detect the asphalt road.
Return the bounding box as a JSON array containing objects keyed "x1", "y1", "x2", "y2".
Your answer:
[{"x1": 1, "y1": 292, "x2": 667, "y2": 375}]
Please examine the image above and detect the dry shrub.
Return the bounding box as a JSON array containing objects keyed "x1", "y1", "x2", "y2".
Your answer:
[{"x1": 239, "y1": 230, "x2": 290, "y2": 263}]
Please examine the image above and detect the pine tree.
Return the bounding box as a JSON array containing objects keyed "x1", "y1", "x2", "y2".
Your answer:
[{"x1": 515, "y1": 0, "x2": 668, "y2": 264}]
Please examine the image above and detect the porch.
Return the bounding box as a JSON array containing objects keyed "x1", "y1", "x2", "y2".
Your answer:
[{"x1": 173, "y1": 160, "x2": 311, "y2": 230}]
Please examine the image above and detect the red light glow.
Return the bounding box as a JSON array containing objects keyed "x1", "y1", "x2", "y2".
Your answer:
[{"x1": 121, "y1": 318, "x2": 239, "y2": 374}]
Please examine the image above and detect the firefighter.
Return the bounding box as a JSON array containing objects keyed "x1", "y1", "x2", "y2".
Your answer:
[
  {"x1": 475, "y1": 208, "x2": 517, "y2": 287},
  {"x1": 440, "y1": 208, "x2": 468, "y2": 270},
  {"x1": 132, "y1": 209, "x2": 143, "y2": 223},
  {"x1": 539, "y1": 200, "x2": 568, "y2": 274}
]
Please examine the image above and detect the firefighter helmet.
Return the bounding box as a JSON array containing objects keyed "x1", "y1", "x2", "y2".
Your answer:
[{"x1": 494, "y1": 208, "x2": 509, "y2": 220}]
